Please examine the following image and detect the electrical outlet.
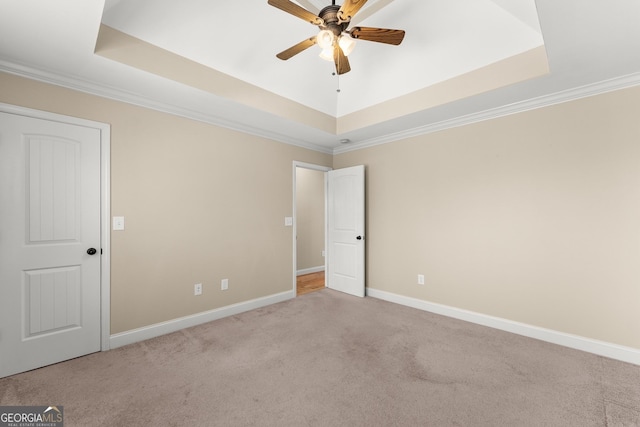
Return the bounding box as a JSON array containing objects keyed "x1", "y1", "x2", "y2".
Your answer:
[
  {"x1": 194, "y1": 283, "x2": 202, "y2": 296},
  {"x1": 221, "y1": 279, "x2": 229, "y2": 291},
  {"x1": 417, "y1": 274, "x2": 425, "y2": 285}
]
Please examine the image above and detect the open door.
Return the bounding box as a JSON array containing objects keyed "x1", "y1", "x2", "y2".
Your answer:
[{"x1": 326, "y1": 165, "x2": 365, "y2": 297}]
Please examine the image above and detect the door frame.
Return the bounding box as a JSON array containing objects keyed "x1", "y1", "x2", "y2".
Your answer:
[
  {"x1": 292, "y1": 161, "x2": 332, "y2": 296},
  {"x1": 0, "y1": 103, "x2": 111, "y2": 351}
]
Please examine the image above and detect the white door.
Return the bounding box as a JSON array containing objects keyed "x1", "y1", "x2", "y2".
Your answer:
[
  {"x1": 0, "y1": 111, "x2": 102, "y2": 378},
  {"x1": 326, "y1": 165, "x2": 365, "y2": 297}
]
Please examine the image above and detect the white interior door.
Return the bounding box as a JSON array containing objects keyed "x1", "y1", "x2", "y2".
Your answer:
[
  {"x1": 327, "y1": 165, "x2": 365, "y2": 297},
  {"x1": 0, "y1": 111, "x2": 102, "y2": 378}
]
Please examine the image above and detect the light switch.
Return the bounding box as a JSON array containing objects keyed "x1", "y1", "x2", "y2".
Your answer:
[
  {"x1": 284, "y1": 217, "x2": 293, "y2": 226},
  {"x1": 113, "y1": 216, "x2": 125, "y2": 231}
]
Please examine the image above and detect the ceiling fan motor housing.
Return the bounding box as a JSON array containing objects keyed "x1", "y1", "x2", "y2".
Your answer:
[{"x1": 319, "y1": 5, "x2": 349, "y2": 38}]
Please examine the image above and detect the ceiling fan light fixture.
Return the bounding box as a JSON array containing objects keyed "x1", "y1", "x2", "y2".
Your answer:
[
  {"x1": 319, "y1": 47, "x2": 334, "y2": 61},
  {"x1": 268, "y1": 0, "x2": 406, "y2": 75},
  {"x1": 316, "y1": 29, "x2": 335, "y2": 49},
  {"x1": 338, "y1": 34, "x2": 356, "y2": 56}
]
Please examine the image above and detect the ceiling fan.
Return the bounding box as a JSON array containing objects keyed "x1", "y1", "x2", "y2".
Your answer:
[{"x1": 268, "y1": 0, "x2": 405, "y2": 75}]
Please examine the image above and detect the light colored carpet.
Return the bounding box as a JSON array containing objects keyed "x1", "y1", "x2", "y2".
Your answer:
[{"x1": 1, "y1": 289, "x2": 639, "y2": 426}]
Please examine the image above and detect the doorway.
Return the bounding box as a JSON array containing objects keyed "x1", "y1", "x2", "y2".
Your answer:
[
  {"x1": 293, "y1": 162, "x2": 331, "y2": 296},
  {"x1": 292, "y1": 162, "x2": 366, "y2": 298}
]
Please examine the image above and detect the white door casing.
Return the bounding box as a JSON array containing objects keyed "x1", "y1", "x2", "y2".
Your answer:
[
  {"x1": 0, "y1": 108, "x2": 107, "y2": 378},
  {"x1": 326, "y1": 165, "x2": 365, "y2": 297}
]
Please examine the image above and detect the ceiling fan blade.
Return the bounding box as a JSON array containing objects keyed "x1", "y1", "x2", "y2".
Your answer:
[
  {"x1": 333, "y1": 45, "x2": 351, "y2": 75},
  {"x1": 268, "y1": 0, "x2": 324, "y2": 25},
  {"x1": 276, "y1": 37, "x2": 317, "y2": 60},
  {"x1": 349, "y1": 27, "x2": 405, "y2": 45},
  {"x1": 337, "y1": 0, "x2": 368, "y2": 24}
]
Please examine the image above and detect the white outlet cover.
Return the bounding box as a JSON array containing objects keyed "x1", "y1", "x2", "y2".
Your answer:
[{"x1": 284, "y1": 217, "x2": 293, "y2": 226}]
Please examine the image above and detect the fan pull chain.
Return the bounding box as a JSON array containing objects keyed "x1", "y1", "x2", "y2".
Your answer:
[
  {"x1": 331, "y1": 69, "x2": 341, "y2": 93},
  {"x1": 336, "y1": 74, "x2": 340, "y2": 118}
]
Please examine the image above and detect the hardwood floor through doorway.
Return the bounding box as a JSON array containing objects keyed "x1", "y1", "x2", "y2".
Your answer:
[{"x1": 297, "y1": 271, "x2": 325, "y2": 296}]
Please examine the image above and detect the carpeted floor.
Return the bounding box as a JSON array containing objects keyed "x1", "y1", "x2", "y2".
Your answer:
[{"x1": 1, "y1": 289, "x2": 639, "y2": 426}]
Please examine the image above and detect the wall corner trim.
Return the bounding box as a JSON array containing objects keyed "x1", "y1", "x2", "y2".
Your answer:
[
  {"x1": 366, "y1": 287, "x2": 640, "y2": 366},
  {"x1": 109, "y1": 291, "x2": 294, "y2": 349}
]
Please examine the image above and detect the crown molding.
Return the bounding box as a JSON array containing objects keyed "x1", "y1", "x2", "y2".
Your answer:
[
  {"x1": 0, "y1": 60, "x2": 334, "y2": 155},
  {"x1": 3, "y1": 59, "x2": 638, "y2": 158},
  {"x1": 333, "y1": 72, "x2": 640, "y2": 154}
]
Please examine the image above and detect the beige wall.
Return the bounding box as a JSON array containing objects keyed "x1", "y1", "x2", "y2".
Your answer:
[
  {"x1": 295, "y1": 168, "x2": 325, "y2": 272},
  {"x1": 0, "y1": 72, "x2": 332, "y2": 334},
  {"x1": 3, "y1": 70, "x2": 640, "y2": 351},
  {"x1": 336, "y1": 85, "x2": 640, "y2": 349}
]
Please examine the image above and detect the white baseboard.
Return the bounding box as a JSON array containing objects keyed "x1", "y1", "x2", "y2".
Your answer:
[
  {"x1": 367, "y1": 288, "x2": 640, "y2": 366},
  {"x1": 109, "y1": 290, "x2": 294, "y2": 349},
  {"x1": 297, "y1": 266, "x2": 325, "y2": 276}
]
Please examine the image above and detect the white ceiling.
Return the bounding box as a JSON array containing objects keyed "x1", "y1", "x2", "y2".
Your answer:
[
  {"x1": 1, "y1": 1, "x2": 639, "y2": 153},
  {"x1": 100, "y1": 0, "x2": 543, "y2": 117}
]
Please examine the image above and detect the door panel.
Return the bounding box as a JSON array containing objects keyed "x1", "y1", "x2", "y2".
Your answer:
[
  {"x1": 0, "y1": 112, "x2": 101, "y2": 378},
  {"x1": 25, "y1": 266, "x2": 81, "y2": 336},
  {"x1": 327, "y1": 165, "x2": 365, "y2": 297},
  {"x1": 27, "y1": 136, "x2": 80, "y2": 242}
]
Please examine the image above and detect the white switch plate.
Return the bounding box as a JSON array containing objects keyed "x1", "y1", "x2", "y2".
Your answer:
[
  {"x1": 113, "y1": 216, "x2": 125, "y2": 231},
  {"x1": 418, "y1": 274, "x2": 425, "y2": 285},
  {"x1": 221, "y1": 279, "x2": 229, "y2": 291},
  {"x1": 284, "y1": 217, "x2": 293, "y2": 226}
]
